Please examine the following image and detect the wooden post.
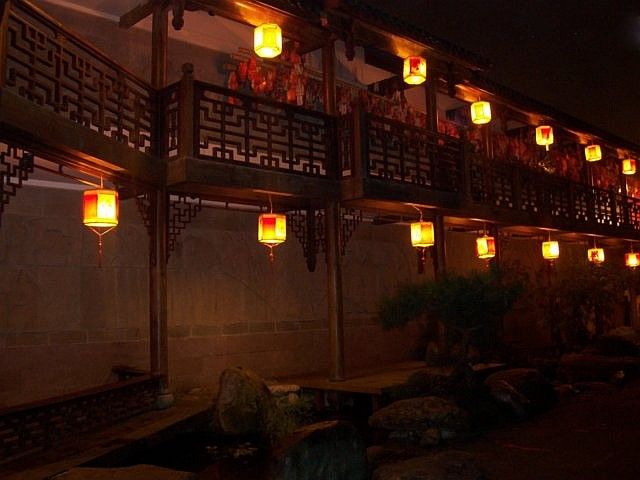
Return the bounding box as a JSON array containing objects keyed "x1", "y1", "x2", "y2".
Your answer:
[
  {"x1": 425, "y1": 71, "x2": 438, "y2": 133},
  {"x1": 178, "y1": 63, "x2": 195, "y2": 159},
  {"x1": 0, "y1": 0, "x2": 11, "y2": 88},
  {"x1": 323, "y1": 40, "x2": 345, "y2": 382},
  {"x1": 431, "y1": 214, "x2": 446, "y2": 279},
  {"x1": 149, "y1": 5, "x2": 172, "y2": 408}
]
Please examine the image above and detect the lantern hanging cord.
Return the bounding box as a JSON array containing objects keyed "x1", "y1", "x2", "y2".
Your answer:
[
  {"x1": 411, "y1": 204, "x2": 423, "y2": 222},
  {"x1": 268, "y1": 194, "x2": 273, "y2": 214}
]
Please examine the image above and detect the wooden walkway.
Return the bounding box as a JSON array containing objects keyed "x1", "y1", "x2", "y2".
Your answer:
[{"x1": 277, "y1": 361, "x2": 452, "y2": 396}]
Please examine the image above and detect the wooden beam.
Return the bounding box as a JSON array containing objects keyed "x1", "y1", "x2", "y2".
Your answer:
[
  {"x1": 185, "y1": 0, "x2": 327, "y2": 52},
  {"x1": 0, "y1": 0, "x2": 11, "y2": 89},
  {"x1": 119, "y1": 0, "x2": 160, "y2": 29}
]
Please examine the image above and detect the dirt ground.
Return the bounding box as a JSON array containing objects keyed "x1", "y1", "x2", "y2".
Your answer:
[{"x1": 455, "y1": 381, "x2": 640, "y2": 480}]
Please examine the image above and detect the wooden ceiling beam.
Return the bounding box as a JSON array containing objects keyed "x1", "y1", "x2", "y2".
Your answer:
[{"x1": 119, "y1": 0, "x2": 165, "y2": 29}]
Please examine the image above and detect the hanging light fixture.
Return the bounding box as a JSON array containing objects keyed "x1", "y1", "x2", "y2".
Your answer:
[
  {"x1": 410, "y1": 206, "x2": 434, "y2": 270},
  {"x1": 258, "y1": 195, "x2": 286, "y2": 263},
  {"x1": 622, "y1": 158, "x2": 637, "y2": 175},
  {"x1": 584, "y1": 144, "x2": 602, "y2": 162},
  {"x1": 254, "y1": 23, "x2": 283, "y2": 58},
  {"x1": 470, "y1": 101, "x2": 492, "y2": 125},
  {"x1": 542, "y1": 232, "x2": 559, "y2": 261},
  {"x1": 536, "y1": 125, "x2": 554, "y2": 151},
  {"x1": 403, "y1": 56, "x2": 427, "y2": 85},
  {"x1": 587, "y1": 238, "x2": 604, "y2": 265},
  {"x1": 476, "y1": 224, "x2": 496, "y2": 259},
  {"x1": 626, "y1": 250, "x2": 640, "y2": 268},
  {"x1": 83, "y1": 182, "x2": 119, "y2": 266}
]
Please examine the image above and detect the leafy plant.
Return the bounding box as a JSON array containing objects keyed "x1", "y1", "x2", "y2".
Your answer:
[{"x1": 378, "y1": 266, "x2": 525, "y2": 358}]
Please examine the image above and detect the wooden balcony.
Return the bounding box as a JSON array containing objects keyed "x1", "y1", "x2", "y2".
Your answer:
[
  {"x1": 1, "y1": 0, "x2": 639, "y2": 240},
  {"x1": 0, "y1": 0, "x2": 163, "y2": 186},
  {"x1": 341, "y1": 108, "x2": 640, "y2": 240},
  {"x1": 161, "y1": 68, "x2": 339, "y2": 206}
]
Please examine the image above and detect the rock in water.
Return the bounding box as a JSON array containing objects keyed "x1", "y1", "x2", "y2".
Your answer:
[
  {"x1": 273, "y1": 420, "x2": 367, "y2": 480},
  {"x1": 54, "y1": 465, "x2": 196, "y2": 480},
  {"x1": 484, "y1": 368, "x2": 556, "y2": 417},
  {"x1": 212, "y1": 366, "x2": 274, "y2": 436},
  {"x1": 369, "y1": 396, "x2": 469, "y2": 432},
  {"x1": 373, "y1": 450, "x2": 485, "y2": 480}
]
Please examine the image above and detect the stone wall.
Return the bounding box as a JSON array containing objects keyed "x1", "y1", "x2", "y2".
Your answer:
[{"x1": 0, "y1": 185, "x2": 425, "y2": 406}]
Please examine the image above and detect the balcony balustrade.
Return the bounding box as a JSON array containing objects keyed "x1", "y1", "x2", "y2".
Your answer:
[{"x1": 1, "y1": 0, "x2": 639, "y2": 239}]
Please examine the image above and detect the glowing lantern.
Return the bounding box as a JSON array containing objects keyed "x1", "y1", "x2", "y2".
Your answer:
[
  {"x1": 625, "y1": 252, "x2": 640, "y2": 268},
  {"x1": 258, "y1": 213, "x2": 286, "y2": 262},
  {"x1": 83, "y1": 187, "x2": 119, "y2": 266},
  {"x1": 584, "y1": 144, "x2": 602, "y2": 162},
  {"x1": 623, "y1": 158, "x2": 636, "y2": 175},
  {"x1": 476, "y1": 235, "x2": 496, "y2": 259},
  {"x1": 588, "y1": 247, "x2": 605, "y2": 264},
  {"x1": 254, "y1": 23, "x2": 282, "y2": 58},
  {"x1": 536, "y1": 125, "x2": 554, "y2": 151},
  {"x1": 470, "y1": 101, "x2": 492, "y2": 125},
  {"x1": 403, "y1": 56, "x2": 427, "y2": 85},
  {"x1": 83, "y1": 189, "x2": 119, "y2": 228},
  {"x1": 411, "y1": 221, "x2": 434, "y2": 248},
  {"x1": 542, "y1": 240, "x2": 559, "y2": 261}
]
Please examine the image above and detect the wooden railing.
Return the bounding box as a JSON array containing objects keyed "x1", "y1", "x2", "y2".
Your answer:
[
  {"x1": 163, "y1": 64, "x2": 337, "y2": 179},
  {"x1": 340, "y1": 107, "x2": 464, "y2": 193},
  {"x1": 0, "y1": 0, "x2": 155, "y2": 153},
  {"x1": 343, "y1": 108, "x2": 640, "y2": 238}
]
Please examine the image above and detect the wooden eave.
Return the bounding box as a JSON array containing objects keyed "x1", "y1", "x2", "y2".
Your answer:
[
  {"x1": 456, "y1": 77, "x2": 640, "y2": 155},
  {"x1": 120, "y1": 0, "x2": 330, "y2": 53}
]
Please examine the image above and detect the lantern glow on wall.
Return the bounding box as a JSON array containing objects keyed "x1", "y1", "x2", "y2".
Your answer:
[
  {"x1": 542, "y1": 240, "x2": 559, "y2": 261},
  {"x1": 254, "y1": 23, "x2": 283, "y2": 58},
  {"x1": 476, "y1": 235, "x2": 496, "y2": 260},
  {"x1": 83, "y1": 186, "x2": 119, "y2": 265},
  {"x1": 258, "y1": 212, "x2": 287, "y2": 262},
  {"x1": 536, "y1": 125, "x2": 554, "y2": 151},
  {"x1": 470, "y1": 101, "x2": 492, "y2": 125},
  {"x1": 403, "y1": 56, "x2": 427, "y2": 85},
  {"x1": 584, "y1": 144, "x2": 602, "y2": 162},
  {"x1": 622, "y1": 158, "x2": 636, "y2": 175}
]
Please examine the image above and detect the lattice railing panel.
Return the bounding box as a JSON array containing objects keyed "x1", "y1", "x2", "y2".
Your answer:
[
  {"x1": 520, "y1": 171, "x2": 542, "y2": 214},
  {"x1": 4, "y1": 2, "x2": 154, "y2": 153},
  {"x1": 164, "y1": 85, "x2": 180, "y2": 159},
  {"x1": 366, "y1": 114, "x2": 462, "y2": 192},
  {"x1": 593, "y1": 189, "x2": 615, "y2": 226},
  {"x1": 194, "y1": 82, "x2": 332, "y2": 177},
  {"x1": 545, "y1": 179, "x2": 571, "y2": 220}
]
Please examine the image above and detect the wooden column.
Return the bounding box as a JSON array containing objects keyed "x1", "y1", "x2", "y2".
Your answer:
[
  {"x1": 0, "y1": 0, "x2": 11, "y2": 88},
  {"x1": 425, "y1": 71, "x2": 438, "y2": 132},
  {"x1": 323, "y1": 40, "x2": 345, "y2": 382},
  {"x1": 150, "y1": 5, "x2": 172, "y2": 406},
  {"x1": 431, "y1": 214, "x2": 447, "y2": 279}
]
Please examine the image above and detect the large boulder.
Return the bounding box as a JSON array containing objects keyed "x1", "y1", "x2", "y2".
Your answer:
[
  {"x1": 372, "y1": 450, "x2": 485, "y2": 480},
  {"x1": 54, "y1": 466, "x2": 195, "y2": 480},
  {"x1": 212, "y1": 366, "x2": 275, "y2": 436},
  {"x1": 484, "y1": 368, "x2": 556, "y2": 417},
  {"x1": 590, "y1": 327, "x2": 640, "y2": 357},
  {"x1": 558, "y1": 353, "x2": 640, "y2": 383},
  {"x1": 369, "y1": 396, "x2": 469, "y2": 433},
  {"x1": 272, "y1": 420, "x2": 367, "y2": 480}
]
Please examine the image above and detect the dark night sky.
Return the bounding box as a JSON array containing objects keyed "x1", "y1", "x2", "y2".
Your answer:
[{"x1": 372, "y1": 0, "x2": 640, "y2": 145}]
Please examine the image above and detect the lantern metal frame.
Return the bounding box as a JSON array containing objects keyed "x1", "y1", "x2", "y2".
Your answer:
[
  {"x1": 536, "y1": 125, "x2": 554, "y2": 151},
  {"x1": 470, "y1": 101, "x2": 492, "y2": 125},
  {"x1": 254, "y1": 23, "x2": 283, "y2": 59}
]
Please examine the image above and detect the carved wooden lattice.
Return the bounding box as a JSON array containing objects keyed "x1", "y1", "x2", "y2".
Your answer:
[
  {"x1": 0, "y1": 143, "x2": 34, "y2": 226},
  {"x1": 5, "y1": 2, "x2": 154, "y2": 152},
  {"x1": 168, "y1": 195, "x2": 202, "y2": 254},
  {"x1": 366, "y1": 114, "x2": 462, "y2": 192},
  {"x1": 135, "y1": 192, "x2": 153, "y2": 237},
  {"x1": 195, "y1": 82, "x2": 331, "y2": 177},
  {"x1": 288, "y1": 208, "x2": 362, "y2": 270},
  {"x1": 164, "y1": 85, "x2": 180, "y2": 159}
]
